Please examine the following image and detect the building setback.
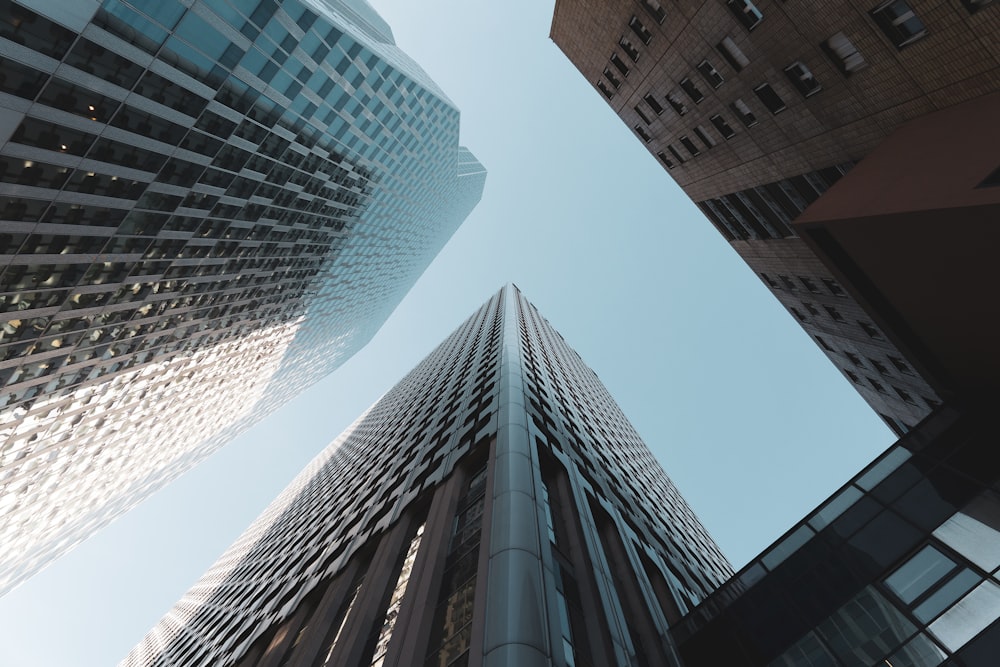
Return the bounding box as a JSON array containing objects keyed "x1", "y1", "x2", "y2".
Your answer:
[
  {"x1": 0, "y1": 0, "x2": 484, "y2": 596},
  {"x1": 549, "y1": 0, "x2": 1000, "y2": 435},
  {"x1": 122, "y1": 285, "x2": 733, "y2": 667}
]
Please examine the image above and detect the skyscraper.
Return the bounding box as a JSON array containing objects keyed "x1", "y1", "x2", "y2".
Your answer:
[
  {"x1": 0, "y1": 0, "x2": 484, "y2": 595},
  {"x1": 549, "y1": 0, "x2": 999, "y2": 434},
  {"x1": 122, "y1": 285, "x2": 733, "y2": 667}
]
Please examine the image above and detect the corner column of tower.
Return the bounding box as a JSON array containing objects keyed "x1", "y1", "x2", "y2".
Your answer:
[{"x1": 478, "y1": 285, "x2": 551, "y2": 667}]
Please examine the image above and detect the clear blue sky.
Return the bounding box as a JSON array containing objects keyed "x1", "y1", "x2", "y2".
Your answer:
[{"x1": 0, "y1": 1, "x2": 893, "y2": 664}]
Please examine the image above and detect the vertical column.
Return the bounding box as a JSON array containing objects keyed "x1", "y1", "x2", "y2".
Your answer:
[
  {"x1": 283, "y1": 558, "x2": 363, "y2": 667},
  {"x1": 566, "y1": 475, "x2": 637, "y2": 667},
  {"x1": 327, "y1": 512, "x2": 416, "y2": 667},
  {"x1": 381, "y1": 467, "x2": 467, "y2": 667},
  {"x1": 480, "y1": 287, "x2": 550, "y2": 667}
]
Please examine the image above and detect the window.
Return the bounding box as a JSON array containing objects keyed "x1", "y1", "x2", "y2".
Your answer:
[
  {"x1": 815, "y1": 335, "x2": 834, "y2": 351},
  {"x1": 784, "y1": 61, "x2": 822, "y2": 97},
  {"x1": 643, "y1": 93, "x2": 664, "y2": 115},
  {"x1": 845, "y1": 352, "x2": 862, "y2": 367},
  {"x1": 667, "y1": 91, "x2": 688, "y2": 115},
  {"x1": 679, "y1": 135, "x2": 700, "y2": 157},
  {"x1": 804, "y1": 302, "x2": 820, "y2": 316},
  {"x1": 731, "y1": 98, "x2": 758, "y2": 127},
  {"x1": 697, "y1": 60, "x2": 725, "y2": 88},
  {"x1": 596, "y1": 80, "x2": 614, "y2": 99},
  {"x1": 640, "y1": 0, "x2": 667, "y2": 23},
  {"x1": 694, "y1": 125, "x2": 717, "y2": 149},
  {"x1": 822, "y1": 278, "x2": 846, "y2": 296},
  {"x1": 619, "y1": 35, "x2": 640, "y2": 62},
  {"x1": 859, "y1": 321, "x2": 884, "y2": 339},
  {"x1": 822, "y1": 32, "x2": 867, "y2": 74},
  {"x1": 825, "y1": 306, "x2": 845, "y2": 322},
  {"x1": 629, "y1": 15, "x2": 653, "y2": 44},
  {"x1": 779, "y1": 275, "x2": 796, "y2": 290},
  {"x1": 717, "y1": 36, "x2": 749, "y2": 71},
  {"x1": 679, "y1": 77, "x2": 704, "y2": 103},
  {"x1": 760, "y1": 273, "x2": 778, "y2": 287},
  {"x1": 845, "y1": 369, "x2": 861, "y2": 383},
  {"x1": 727, "y1": 0, "x2": 763, "y2": 30},
  {"x1": 610, "y1": 53, "x2": 630, "y2": 77},
  {"x1": 960, "y1": 0, "x2": 994, "y2": 12},
  {"x1": 634, "y1": 105, "x2": 652, "y2": 124},
  {"x1": 870, "y1": 0, "x2": 927, "y2": 48},
  {"x1": 886, "y1": 545, "x2": 959, "y2": 605},
  {"x1": 753, "y1": 83, "x2": 786, "y2": 114},
  {"x1": 709, "y1": 114, "x2": 736, "y2": 139},
  {"x1": 869, "y1": 358, "x2": 889, "y2": 375},
  {"x1": 790, "y1": 307, "x2": 806, "y2": 321},
  {"x1": 604, "y1": 68, "x2": 622, "y2": 89},
  {"x1": 657, "y1": 152, "x2": 675, "y2": 169},
  {"x1": 634, "y1": 125, "x2": 652, "y2": 142},
  {"x1": 888, "y1": 355, "x2": 914, "y2": 375},
  {"x1": 799, "y1": 276, "x2": 820, "y2": 293},
  {"x1": 894, "y1": 386, "x2": 917, "y2": 404},
  {"x1": 869, "y1": 378, "x2": 887, "y2": 393},
  {"x1": 667, "y1": 144, "x2": 685, "y2": 164}
]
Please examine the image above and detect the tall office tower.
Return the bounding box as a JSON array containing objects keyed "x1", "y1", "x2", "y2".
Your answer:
[
  {"x1": 0, "y1": 0, "x2": 485, "y2": 595},
  {"x1": 550, "y1": 0, "x2": 999, "y2": 434},
  {"x1": 123, "y1": 285, "x2": 733, "y2": 667}
]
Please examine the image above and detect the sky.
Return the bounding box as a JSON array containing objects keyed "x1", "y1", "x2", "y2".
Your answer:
[{"x1": 0, "y1": 1, "x2": 895, "y2": 665}]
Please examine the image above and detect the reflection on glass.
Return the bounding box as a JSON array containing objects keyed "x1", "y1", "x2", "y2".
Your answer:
[
  {"x1": 885, "y1": 545, "x2": 956, "y2": 604},
  {"x1": 885, "y1": 633, "x2": 947, "y2": 667},
  {"x1": 929, "y1": 580, "x2": 1000, "y2": 651},
  {"x1": 915, "y1": 568, "x2": 979, "y2": 622},
  {"x1": 933, "y1": 492, "x2": 1000, "y2": 572},
  {"x1": 856, "y1": 447, "x2": 911, "y2": 491},
  {"x1": 817, "y1": 587, "x2": 916, "y2": 664}
]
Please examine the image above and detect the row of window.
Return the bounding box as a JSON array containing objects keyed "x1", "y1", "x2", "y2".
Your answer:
[
  {"x1": 728, "y1": 0, "x2": 940, "y2": 50},
  {"x1": 844, "y1": 367, "x2": 935, "y2": 409},
  {"x1": 762, "y1": 272, "x2": 846, "y2": 297},
  {"x1": 697, "y1": 165, "x2": 854, "y2": 241},
  {"x1": 614, "y1": 0, "x2": 994, "y2": 166}
]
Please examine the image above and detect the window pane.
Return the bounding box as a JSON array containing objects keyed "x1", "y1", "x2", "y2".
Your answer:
[
  {"x1": 886, "y1": 545, "x2": 956, "y2": 604},
  {"x1": 915, "y1": 568, "x2": 980, "y2": 623},
  {"x1": 933, "y1": 493, "x2": 1000, "y2": 572},
  {"x1": 885, "y1": 633, "x2": 947, "y2": 667},
  {"x1": 929, "y1": 580, "x2": 1000, "y2": 651}
]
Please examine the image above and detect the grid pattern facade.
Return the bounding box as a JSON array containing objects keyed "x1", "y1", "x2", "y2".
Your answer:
[
  {"x1": 549, "y1": 0, "x2": 1000, "y2": 433},
  {"x1": 0, "y1": 0, "x2": 484, "y2": 595},
  {"x1": 122, "y1": 285, "x2": 732, "y2": 667}
]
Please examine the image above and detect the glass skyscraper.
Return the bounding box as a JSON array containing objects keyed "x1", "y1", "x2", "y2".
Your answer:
[
  {"x1": 122, "y1": 285, "x2": 733, "y2": 667},
  {"x1": 0, "y1": 0, "x2": 484, "y2": 595}
]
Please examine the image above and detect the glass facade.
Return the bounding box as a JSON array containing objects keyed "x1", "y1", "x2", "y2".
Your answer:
[
  {"x1": 672, "y1": 402, "x2": 1000, "y2": 666},
  {"x1": 122, "y1": 286, "x2": 732, "y2": 667},
  {"x1": 0, "y1": 0, "x2": 484, "y2": 596}
]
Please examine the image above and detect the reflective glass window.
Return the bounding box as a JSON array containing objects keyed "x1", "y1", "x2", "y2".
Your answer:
[
  {"x1": 933, "y1": 493, "x2": 1000, "y2": 572},
  {"x1": 929, "y1": 580, "x2": 1000, "y2": 651},
  {"x1": 886, "y1": 545, "x2": 957, "y2": 604}
]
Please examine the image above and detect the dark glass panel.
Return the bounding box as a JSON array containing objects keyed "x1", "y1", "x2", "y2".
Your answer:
[
  {"x1": 849, "y1": 510, "x2": 923, "y2": 569},
  {"x1": 0, "y1": 0, "x2": 76, "y2": 58},
  {"x1": 64, "y1": 37, "x2": 142, "y2": 89},
  {"x1": 0, "y1": 57, "x2": 49, "y2": 100}
]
